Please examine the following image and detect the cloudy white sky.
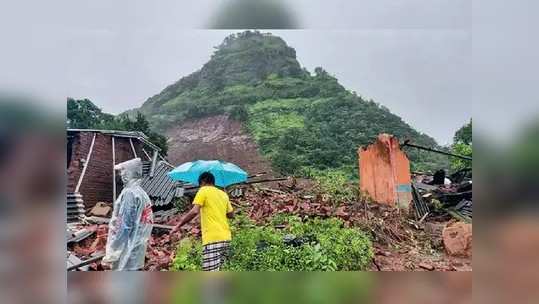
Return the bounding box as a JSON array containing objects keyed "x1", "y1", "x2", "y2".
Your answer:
[{"x1": 1, "y1": 0, "x2": 536, "y2": 144}]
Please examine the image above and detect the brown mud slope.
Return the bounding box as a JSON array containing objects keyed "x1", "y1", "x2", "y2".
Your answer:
[{"x1": 165, "y1": 114, "x2": 273, "y2": 175}]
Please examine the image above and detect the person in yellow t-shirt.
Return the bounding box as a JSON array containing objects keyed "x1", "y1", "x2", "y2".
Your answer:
[{"x1": 171, "y1": 172, "x2": 234, "y2": 271}]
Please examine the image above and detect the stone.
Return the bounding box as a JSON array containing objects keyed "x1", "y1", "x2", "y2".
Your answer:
[
  {"x1": 418, "y1": 262, "x2": 435, "y2": 271},
  {"x1": 443, "y1": 222, "x2": 472, "y2": 257}
]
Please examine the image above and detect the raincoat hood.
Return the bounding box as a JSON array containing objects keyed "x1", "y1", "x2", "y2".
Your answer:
[{"x1": 114, "y1": 158, "x2": 142, "y2": 186}]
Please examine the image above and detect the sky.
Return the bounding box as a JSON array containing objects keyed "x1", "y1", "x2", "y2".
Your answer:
[{"x1": 1, "y1": 0, "x2": 536, "y2": 145}]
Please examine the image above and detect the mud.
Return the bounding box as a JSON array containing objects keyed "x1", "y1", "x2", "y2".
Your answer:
[{"x1": 165, "y1": 114, "x2": 274, "y2": 175}]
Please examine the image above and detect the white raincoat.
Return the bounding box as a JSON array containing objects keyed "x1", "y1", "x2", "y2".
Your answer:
[{"x1": 103, "y1": 158, "x2": 153, "y2": 270}]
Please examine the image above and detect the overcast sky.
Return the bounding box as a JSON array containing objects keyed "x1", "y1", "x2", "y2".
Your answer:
[{"x1": 5, "y1": 0, "x2": 535, "y2": 145}]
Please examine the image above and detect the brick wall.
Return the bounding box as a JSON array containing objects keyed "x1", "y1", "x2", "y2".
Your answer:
[
  {"x1": 358, "y1": 134, "x2": 412, "y2": 209},
  {"x1": 67, "y1": 132, "x2": 149, "y2": 209}
]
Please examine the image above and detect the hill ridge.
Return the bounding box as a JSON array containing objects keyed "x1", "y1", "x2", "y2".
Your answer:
[{"x1": 133, "y1": 30, "x2": 448, "y2": 176}]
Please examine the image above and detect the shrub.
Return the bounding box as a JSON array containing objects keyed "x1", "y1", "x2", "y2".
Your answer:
[
  {"x1": 451, "y1": 142, "x2": 472, "y2": 171},
  {"x1": 170, "y1": 215, "x2": 373, "y2": 271},
  {"x1": 170, "y1": 238, "x2": 202, "y2": 271},
  {"x1": 306, "y1": 169, "x2": 358, "y2": 205}
]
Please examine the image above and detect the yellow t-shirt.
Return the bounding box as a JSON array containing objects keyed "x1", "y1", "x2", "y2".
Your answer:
[{"x1": 193, "y1": 186, "x2": 233, "y2": 245}]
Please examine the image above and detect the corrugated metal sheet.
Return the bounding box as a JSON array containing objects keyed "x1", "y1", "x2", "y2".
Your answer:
[
  {"x1": 141, "y1": 161, "x2": 183, "y2": 206},
  {"x1": 67, "y1": 192, "x2": 85, "y2": 223}
]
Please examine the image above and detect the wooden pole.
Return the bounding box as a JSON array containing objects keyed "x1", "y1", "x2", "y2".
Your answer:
[
  {"x1": 142, "y1": 148, "x2": 152, "y2": 161},
  {"x1": 129, "y1": 138, "x2": 138, "y2": 158},
  {"x1": 150, "y1": 150, "x2": 158, "y2": 177}
]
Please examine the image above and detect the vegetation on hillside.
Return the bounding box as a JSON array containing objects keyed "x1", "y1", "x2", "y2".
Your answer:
[
  {"x1": 67, "y1": 98, "x2": 169, "y2": 155},
  {"x1": 132, "y1": 31, "x2": 451, "y2": 176}
]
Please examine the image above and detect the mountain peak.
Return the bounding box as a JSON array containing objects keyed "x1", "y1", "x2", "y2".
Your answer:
[
  {"x1": 142, "y1": 31, "x2": 304, "y2": 111},
  {"x1": 199, "y1": 31, "x2": 304, "y2": 88},
  {"x1": 214, "y1": 31, "x2": 290, "y2": 55}
]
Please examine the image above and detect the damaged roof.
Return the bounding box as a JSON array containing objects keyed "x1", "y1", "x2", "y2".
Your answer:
[
  {"x1": 141, "y1": 160, "x2": 183, "y2": 206},
  {"x1": 67, "y1": 128, "x2": 161, "y2": 152}
]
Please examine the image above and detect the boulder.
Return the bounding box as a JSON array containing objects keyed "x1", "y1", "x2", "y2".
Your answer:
[{"x1": 443, "y1": 222, "x2": 472, "y2": 257}]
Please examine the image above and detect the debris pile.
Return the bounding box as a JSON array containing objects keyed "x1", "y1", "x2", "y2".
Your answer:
[
  {"x1": 412, "y1": 168, "x2": 472, "y2": 223},
  {"x1": 233, "y1": 182, "x2": 471, "y2": 271},
  {"x1": 67, "y1": 165, "x2": 471, "y2": 271},
  {"x1": 66, "y1": 205, "x2": 200, "y2": 271},
  {"x1": 236, "y1": 186, "x2": 430, "y2": 266}
]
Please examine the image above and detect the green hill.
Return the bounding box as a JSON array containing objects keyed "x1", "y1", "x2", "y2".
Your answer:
[{"x1": 134, "y1": 30, "x2": 448, "y2": 178}]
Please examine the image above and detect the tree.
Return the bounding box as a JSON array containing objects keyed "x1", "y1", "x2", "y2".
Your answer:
[
  {"x1": 451, "y1": 119, "x2": 472, "y2": 170},
  {"x1": 454, "y1": 119, "x2": 472, "y2": 145},
  {"x1": 314, "y1": 67, "x2": 329, "y2": 78},
  {"x1": 67, "y1": 98, "x2": 104, "y2": 128},
  {"x1": 67, "y1": 98, "x2": 169, "y2": 155}
]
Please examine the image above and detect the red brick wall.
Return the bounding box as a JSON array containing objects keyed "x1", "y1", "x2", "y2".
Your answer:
[
  {"x1": 67, "y1": 132, "x2": 147, "y2": 209},
  {"x1": 67, "y1": 132, "x2": 93, "y2": 193},
  {"x1": 358, "y1": 134, "x2": 412, "y2": 209}
]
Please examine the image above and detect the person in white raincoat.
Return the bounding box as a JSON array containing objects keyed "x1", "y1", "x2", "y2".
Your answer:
[{"x1": 102, "y1": 158, "x2": 153, "y2": 270}]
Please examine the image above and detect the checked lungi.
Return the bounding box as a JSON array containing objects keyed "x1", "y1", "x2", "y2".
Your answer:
[{"x1": 202, "y1": 241, "x2": 230, "y2": 271}]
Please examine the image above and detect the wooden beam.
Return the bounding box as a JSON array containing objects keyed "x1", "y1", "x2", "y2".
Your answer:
[
  {"x1": 129, "y1": 138, "x2": 138, "y2": 158},
  {"x1": 150, "y1": 150, "x2": 158, "y2": 177},
  {"x1": 182, "y1": 177, "x2": 289, "y2": 191},
  {"x1": 75, "y1": 133, "x2": 96, "y2": 193},
  {"x1": 142, "y1": 148, "x2": 152, "y2": 161},
  {"x1": 86, "y1": 216, "x2": 174, "y2": 230},
  {"x1": 67, "y1": 253, "x2": 105, "y2": 271},
  {"x1": 244, "y1": 177, "x2": 288, "y2": 185}
]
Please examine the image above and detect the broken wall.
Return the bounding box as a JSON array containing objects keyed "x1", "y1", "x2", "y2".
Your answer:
[{"x1": 358, "y1": 134, "x2": 412, "y2": 208}]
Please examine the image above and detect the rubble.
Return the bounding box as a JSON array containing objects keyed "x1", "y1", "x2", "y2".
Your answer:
[
  {"x1": 66, "y1": 227, "x2": 94, "y2": 244},
  {"x1": 412, "y1": 170, "x2": 472, "y2": 223},
  {"x1": 67, "y1": 252, "x2": 89, "y2": 271},
  {"x1": 153, "y1": 207, "x2": 180, "y2": 223},
  {"x1": 66, "y1": 171, "x2": 472, "y2": 271},
  {"x1": 425, "y1": 222, "x2": 444, "y2": 249}
]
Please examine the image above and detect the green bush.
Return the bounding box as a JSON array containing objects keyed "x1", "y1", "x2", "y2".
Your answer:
[
  {"x1": 170, "y1": 215, "x2": 373, "y2": 271},
  {"x1": 451, "y1": 142, "x2": 472, "y2": 170},
  {"x1": 170, "y1": 238, "x2": 202, "y2": 271}
]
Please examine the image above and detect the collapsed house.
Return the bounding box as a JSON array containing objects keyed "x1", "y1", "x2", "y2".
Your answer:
[
  {"x1": 358, "y1": 134, "x2": 472, "y2": 222},
  {"x1": 66, "y1": 129, "x2": 182, "y2": 222}
]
